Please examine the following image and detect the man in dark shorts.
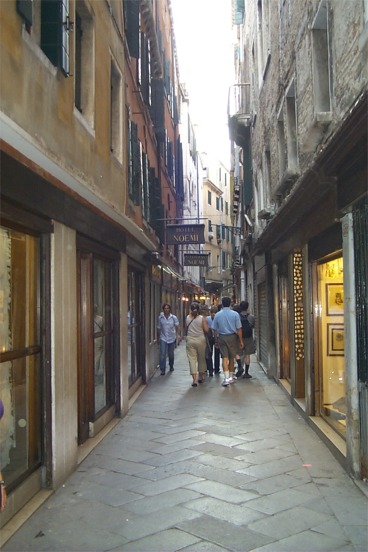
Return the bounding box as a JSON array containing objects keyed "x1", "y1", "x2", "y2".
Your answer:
[
  {"x1": 212, "y1": 296, "x2": 244, "y2": 387},
  {"x1": 235, "y1": 300, "x2": 256, "y2": 378}
]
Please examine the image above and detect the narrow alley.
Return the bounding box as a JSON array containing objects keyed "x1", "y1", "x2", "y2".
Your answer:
[{"x1": 2, "y1": 345, "x2": 367, "y2": 552}]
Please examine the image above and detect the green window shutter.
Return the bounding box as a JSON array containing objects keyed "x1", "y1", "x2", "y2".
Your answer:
[
  {"x1": 16, "y1": 0, "x2": 33, "y2": 26},
  {"x1": 41, "y1": 0, "x2": 60, "y2": 66},
  {"x1": 61, "y1": 0, "x2": 70, "y2": 76},
  {"x1": 131, "y1": 123, "x2": 141, "y2": 205},
  {"x1": 124, "y1": 0, "x2": 140, "y2": 58},
  {"x1": 41, "y1": 0, "x2": 69, "y2": 75}
]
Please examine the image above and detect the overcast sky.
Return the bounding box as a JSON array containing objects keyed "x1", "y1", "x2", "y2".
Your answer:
[{"x1": 170, "y1": 0, "x2": 234, "y2": 166}]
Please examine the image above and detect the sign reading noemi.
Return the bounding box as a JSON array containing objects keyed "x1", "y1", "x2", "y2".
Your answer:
[
  {"x1": 184, "y1": 254, "x2": 209, "y2": 267},
  {"x1": 165, "y1": 224, "x2": 205, "y2": 245}
]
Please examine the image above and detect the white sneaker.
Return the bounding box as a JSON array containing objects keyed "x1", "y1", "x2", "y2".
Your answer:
[
  {"x1": 227, "y1": 377, "x2": 236, "y2": 384},
  {"x1": 222, "y1": 379, "x2": 229, "y2": 387}
]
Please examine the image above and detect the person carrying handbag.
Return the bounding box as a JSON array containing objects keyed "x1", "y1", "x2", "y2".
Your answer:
[{"x1": 185, "y1": 302, "x2": 210, "y2": 387}]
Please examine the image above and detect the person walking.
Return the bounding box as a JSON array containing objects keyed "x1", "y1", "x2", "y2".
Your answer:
[
  {"x1": 213, "y1": 304, "x2": 221, "y2": 374},
  {"x1": 205, "y1": 305, "x2": 218, "y2": 376},
  {"x1": 235, "y1": 300, "x2": 256, "y2": 378},
  {"x1": 157, "y1": 303, "x2": 181, "y2": 375},
  {"x1": 186, "y1": 302, "x2": 210, "y2": 387},
  {"x1": 212, "y1": 296, "x2": 244, "y2": 387}
]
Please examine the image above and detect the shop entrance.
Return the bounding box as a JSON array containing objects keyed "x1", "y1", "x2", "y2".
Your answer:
[
  {"x1": 127, "y1": 267, "x2": 145, "y2": 388},
  {"x1": 315, "y1": 255, "x2": 346, "y2": 436},
  {"x1": 77, "y1": 239, "x2": 120, "y2": 444},
  {"x1": 278, "y1": 273, "x2": 290, "y2": 381}
]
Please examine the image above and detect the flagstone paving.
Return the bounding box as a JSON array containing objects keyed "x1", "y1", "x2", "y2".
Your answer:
[{"x1": 2, "y1": 344, "x2": 367, "y2": 551}]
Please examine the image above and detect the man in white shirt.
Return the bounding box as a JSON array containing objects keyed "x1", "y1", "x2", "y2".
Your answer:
[{"x1": 157, "y1": 304, "x2": 181, "y2": 375}]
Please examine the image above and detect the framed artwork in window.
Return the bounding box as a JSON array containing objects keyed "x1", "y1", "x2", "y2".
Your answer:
[
  {"x1": 327, "y1": 323, "x2": 344, "y2": 356},
  {"x1": 326, "y1": 283, "x2": 344, "y2": 316}
]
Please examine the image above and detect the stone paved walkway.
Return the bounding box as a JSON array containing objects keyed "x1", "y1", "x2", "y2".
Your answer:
[{"x1": 2, "y1": 343, "x2": 367, "y2": 551}]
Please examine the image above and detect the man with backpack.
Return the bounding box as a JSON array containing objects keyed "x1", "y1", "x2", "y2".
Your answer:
[{"x1": 235, "y1": 300, "x2": 256, "y2": 378}]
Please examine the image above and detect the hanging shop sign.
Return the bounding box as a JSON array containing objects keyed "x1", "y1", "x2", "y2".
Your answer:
[
  {"x1": 184, "y1": 254, "x2": 209, "y2": 267},
  {"x1": 166, "y1": 224, "x2": 205, "y2": 245}
]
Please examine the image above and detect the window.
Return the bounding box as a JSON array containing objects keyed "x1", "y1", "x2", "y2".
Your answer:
[
  {"x1": 277, "y1": 104, "x2": 286, "y2": 180},
  {"x1": 225, "y1": 201, "x2": 229, "y2": 215},
  {"x1": 139, "y1": 32, "x2": 151, "y2": 106},
  {"x1": 208, "y1": 190, "x2": 212, "y2": 205},
  {"x1": 41, "y1": 0, "x2": 70, "y2": 75},
  {"x1": 75, "y1": 1, "x2": 95, "y2": 127},
  {"x1": 263, "y1": 149, "x2": 271, "y2": 207},
  {"x1": 257, "y1": 0, "x2": 270, "y2": 84},
  {"x1": 128, "y1": 119, "x2": 141, "y2": 205},
  {"x1": 93, "y1": 258, "x2": 113, "y2": 415},
  {"x1": 312, "y1": 0, "x2": 331, "y2": 113},
  {"x1": 0, "y1": 227, "x2": 42, "y2": 488},
  {"x1": 286, "y1": 80, "x2": 298, "y2": 171},
  {"x1": 208, "y1": 220, "x2": 213, "y2": 232},
  {"x1": 142, "y1": 153, "x2": 150, "y2": 222},
  {"x1": 110, "y1": 58, "x2": 123, "y2": 163},
  {"x1": 216, "y1": 197, "x2": 220, "y2": 211},
  {"x1": 222, "y1": 251, "x2": 226, "y2": 270}
]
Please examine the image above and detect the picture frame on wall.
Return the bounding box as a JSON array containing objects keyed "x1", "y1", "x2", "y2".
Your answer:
[
  {"x1": 326, "y1": 283, "x2": 344, "y2": 316},
  {"x1": 327, "y1": 323, "x2": 344, "y2": 356}
]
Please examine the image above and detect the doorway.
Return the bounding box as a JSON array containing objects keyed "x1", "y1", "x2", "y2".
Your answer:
[
  {"x1": 315, "y1": 254, "x2": 346, "y2": 436},
  {"x1": 127, "y1": 267, "x2": 145, "y2": 387},
  {"x1": 279, "y1": 274, "x2": 290, "y2": 381},
  {"x1": 77, "y1": 242, "x2": 119, "y2": 444}
]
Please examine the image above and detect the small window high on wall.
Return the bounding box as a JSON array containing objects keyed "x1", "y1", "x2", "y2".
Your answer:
[
  {"x1": 312, "y1": 0, "x2": 331, "y2": 113},
  {"x1": 75, "y1": 1, "x2": 95, "y2": 128}
]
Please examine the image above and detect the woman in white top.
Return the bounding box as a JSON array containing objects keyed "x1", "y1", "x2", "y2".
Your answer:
[{"x1": 186, "y1": 302, "x2": 210, "y2": 387}]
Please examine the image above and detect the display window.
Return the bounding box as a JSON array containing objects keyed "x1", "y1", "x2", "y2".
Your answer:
[
  {"x1": 0, "y1": 227, "x2": 42, "y2": 489},
  {"x1": 316, "y1": 255, "x2": 346, "y2": 436}
]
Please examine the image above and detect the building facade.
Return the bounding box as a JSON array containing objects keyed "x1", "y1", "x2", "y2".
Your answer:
[
  {"x1": 0, "y1": 0, "x2": 190, "y2": 526},
  {"x1": 230, "y1": 0, "x2": 368, "y2": 481}
]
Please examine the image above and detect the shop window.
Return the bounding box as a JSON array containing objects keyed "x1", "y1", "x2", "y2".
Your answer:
[
  {"x1": 317, "y1": 256, "x2": 346, "y2": 436},
  {"x1": 0, "y1": 227, "x2": 42, "y2": 489}
]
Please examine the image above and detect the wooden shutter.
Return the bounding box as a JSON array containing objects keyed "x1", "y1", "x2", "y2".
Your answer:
[
  {"x1": 40, "y1": 0, "x2": 69, "y2": 75},
  {"x1": 131, "y1": 123, "x2": 141, "y2": 205},
  {"x1": 124, "y1": 0, "x2": 140, "y2": 58},
  {"x1": 16, "y1": 0, "x2": 33, "y2": 26}
]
